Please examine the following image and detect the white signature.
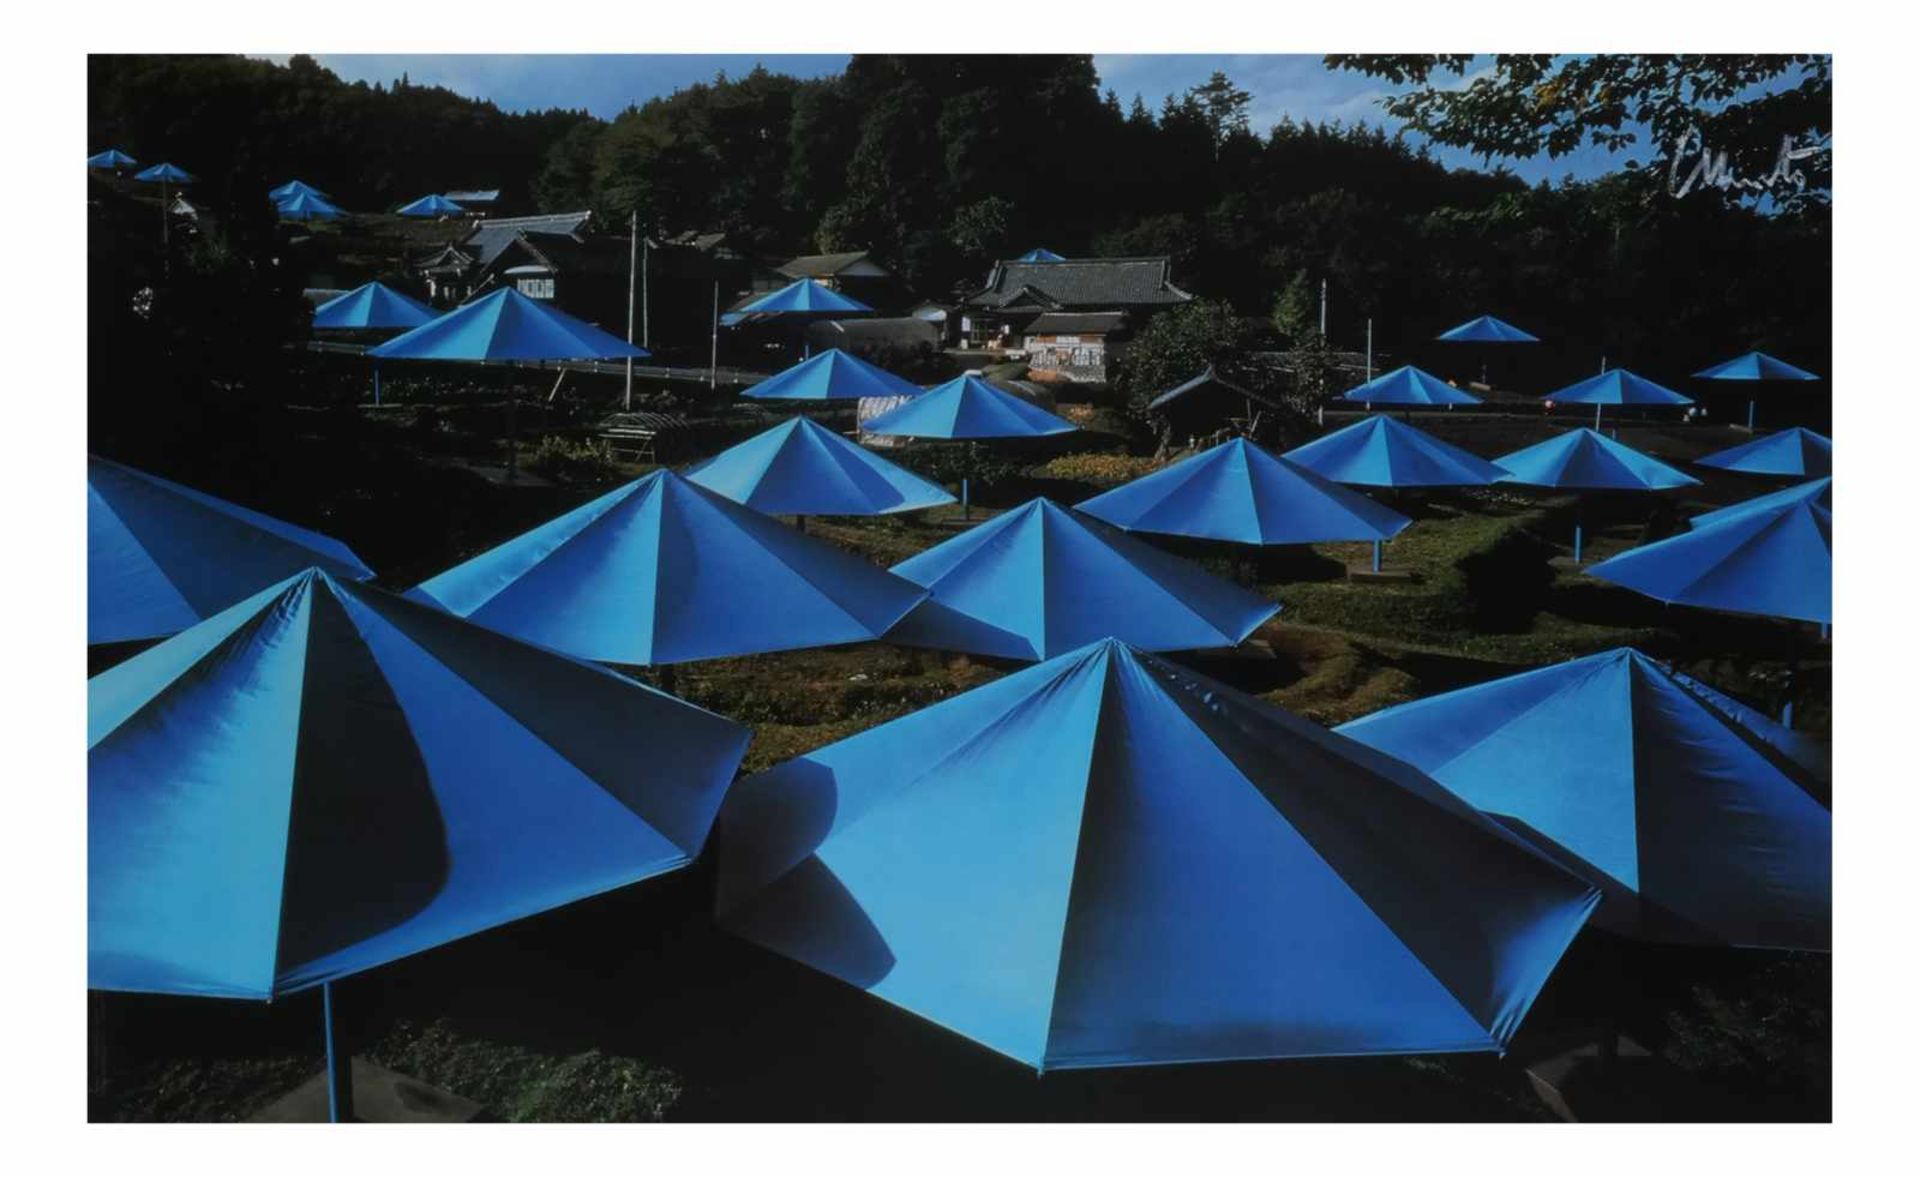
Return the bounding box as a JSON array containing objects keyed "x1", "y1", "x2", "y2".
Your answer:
[{"x1": 1668, "y1": 126, "x2": 1829, "y2": 198}]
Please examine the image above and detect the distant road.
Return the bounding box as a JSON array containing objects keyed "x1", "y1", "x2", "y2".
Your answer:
[{"x1": 302, "y1": 339, "x2": 770, "y2": 387}]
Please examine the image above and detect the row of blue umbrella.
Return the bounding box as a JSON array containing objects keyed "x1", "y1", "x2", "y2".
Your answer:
[
  {"x1": 91, "y1": 150, "x2": 472, "y2": 221},
  {"x1": 88, "y1": 298, "x2": 1828, "y2": 1115}
]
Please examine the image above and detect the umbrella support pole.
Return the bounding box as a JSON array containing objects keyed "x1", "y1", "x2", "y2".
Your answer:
[
  {"x1": 1747, "y1": 400, "x2": 1757, "y2": 431},
  {"x1": 1594, "y1": 404, "x2": 1603, "y2": 431},
  {"x1": 961, "y1": 477, "x2": 969, "y2": 521},
  {"x1": 372, "y1": 364, "x2": 381, "y2": 409},
  {"x1": 323, "y1": 982, "x2": 353, "y2": 1123},
  {"x1": 1371, "y1": 540, "x2": 1382, "y2": 574},
  {"x1": 1781, "y1": 622, "x2": 1799, "y2": 728},
  {"x1": 1573, "y1": 520, "x2": 1583, "y2": 565}
]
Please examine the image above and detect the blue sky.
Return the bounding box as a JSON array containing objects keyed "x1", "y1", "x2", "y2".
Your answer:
[{"x1": 267, "y1": 53, "x2": 1643, "y2": 184}]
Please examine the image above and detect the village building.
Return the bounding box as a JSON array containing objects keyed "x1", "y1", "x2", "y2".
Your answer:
[
  {"x1": 1022, "y1": 311, "x2": 1129, "y2": 384},
  {"x1": 957, "y1": 256, "x2": 1193, "y2": 378}
]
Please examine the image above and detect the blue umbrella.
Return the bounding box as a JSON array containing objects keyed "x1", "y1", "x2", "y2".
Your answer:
[
  {"x1": 270, "y1": 179, "x2": 331, "y2": 202},
  {"x1": 1436, "y1": 315, "x2": 1539, "y2": 344},
  {"x1": 739, "y1": 348, "x2": 924, "y2": 401},
  {"x1": 884, "y1": 499, "x2": 1279, "y2": 660},
  {"x1": 861, "y1": 375, "x2": 1078, "y2": 517},
  {"x1": 1495, "y1": 428, "x2": 1700, "y2": 562},
  {"x1": 716, "y1": 638, "x2": 1599, "y2": 1070},
  {"x1": 1341, "y1": 365, "x2": 1482, "y2": 407},
  {"x1": 408, "y1": 470, "x2": 927, "y2": 666},
  {"x1": 1692, "y1": 476, "x2": 1830, "y2": 529},
  {"x1": 1075, "y1": 438, "x2": 1411, "y2": 571},
  {"x1": 1545, "y1": 370, "x2": 1693, "y2": 429},
  {"x1": 1338, "y1": 648, "x2": 1828, "y2": 951},
  {"x1": 91, "y1": 568, "x2": 750, "y2": 1119},
  {"x1": 312, "y1": 281, "x2": 438, "y2": 331},
  {"x1": 1584, "y1": 477, "x2": 1831, "y2": 625},
  {"x1": 89, "y1": 455, "x2": 374, "y2": 645},
  {"x1": 370, "y1": 288, "x2": 646, "y2": 362},
  {"x1": 87, "y1": 148, "x2": 137, "y2": 170},
  {"x1": 683, "y1": 416, "x2": 955, "y2": 517},
  {"x1": 134, "y1": 162, "x2": 194, "y2": 184},
  {"x1": 1283, "y1": 415, "x2": 1509, "y2": 488},
  {"x1": 276, "y1": 191, "x2": 345, "y2": 222},
  {"x1": 396, "y1": 193, "x2": 467, "y2": 217},
  {"x1": 1695, "y1": 352, "x2": 1820, "y2": 430},
  {"x1": 1015, "y1": 247, "x2": 1066, "y2": 262},
  {"x1": 735, "y1": 278, "x2": 873, "y2": 316},
  {"x1": 1696, "y1": 427, "x2": 1831, "y2": 479}
]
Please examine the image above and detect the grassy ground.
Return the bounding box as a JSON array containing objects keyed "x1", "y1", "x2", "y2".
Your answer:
[{"x1": 89, "y1": 376, "x2": 1831, "y2": 1121}]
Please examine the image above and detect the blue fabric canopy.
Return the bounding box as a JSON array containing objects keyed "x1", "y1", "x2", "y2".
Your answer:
[
  {"x1": 1585, "y1": 478, "x2": 1831, "y2": 624},
  {"x1": 88, "y1": 149, "x2": 137, "y2": 169},
  {"x1": 270, "y1": 179, "x2": 330, "y2": 201},
  {"x1": 408, "y1": 470, "x2": 927, "y2": 666},
  {"x1": 1016, "y1": 247, "x2": 1066, "y2": 262},
  {"x1": 1338, "y1": 648, "x2": 1828, "y2": 951},
  {"x1": 1340, "y1": 365, "x2": 1482, "y2": 406},
  {"x1": 1283, "y1": 415, "x2": 1509, "y2": 488},
  {"x1": 716, "y1": 638, "x2": 1599, "y2": 1070},
  {"x1": 884, "y1": 499, "x2": 1279, "y2": 660},
  {"x1": 1696, "y1": 427, "x2": 1831, "y2": 478},
  {"x1": 740, "y1": 349, "x2": 924, "y2": 401},
  {"x1": 90, "y1": 568, "x2": 750, "y2": 1000},
  {"x1": 1693, "y1": 476, "x2": 1830, "y2": 528},
  {"x1": 1436, "y1": 315, "x2": 1539, "y2": 344},
  {"x1": 1694, "y1": 351, "x2": 1820, "y2": 382},
  {"x1": 397, "y1": 194, "x2": 467, "y2": 217},
  {"x1": 735, "y1": 278, "x2": 874, "y2": 316},
  {"x1": 369, "y1": 288, "x2": 647, "y2": 362},
  {"x1": 312, "y1": 281, "x2": 439, "y2": 331},
  {"x1": 684, "y1": 416, "x2": 955, "y2": 516},
  {"x1": 276, "y1": 191, "x2": 345, "y2": 222},
  {"x1": 134, "y1": 162, "x2": 194, "y2": 184},
  {"x1": 1075, "y1": 438, "x2": 1411, "y2": 545},
  {"x1": 1494, "y1": 428, "x2": 1701, "y2": 491},
  {"x1": 89, "y1": 455, "x2": 375, "y2": 645},
  {"x1": 860, "y1": 375, "x2": 1078, "y2": 439},
  {"x1": 1545, "y1": 370, "x2": 1693, "y2": 408}
]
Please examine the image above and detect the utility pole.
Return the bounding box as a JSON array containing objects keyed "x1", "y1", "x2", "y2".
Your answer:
[
  {"x1": 642, "y1": 238, "x2": 650, "y2": 350},
  {"x1": 625, "y1": 208, "x2": 637, "y2": 412},
  {"x1": 1365, "y1": 318, "x2": 1373, "y2": 380},
  {"x1": 1319, "y1": 279, "x2": 1327, "y2": 336},
  {"x1": 710, "y1": 282, "x2": 720, "y2": 390}
]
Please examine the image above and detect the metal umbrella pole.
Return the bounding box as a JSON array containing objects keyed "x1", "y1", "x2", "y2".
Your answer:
[{"x1": 322, "y1": 982, "x2": 353, "y2": 1122}]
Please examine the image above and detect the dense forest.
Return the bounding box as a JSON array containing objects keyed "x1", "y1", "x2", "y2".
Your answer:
[{"x1": 89, "y1": 53, "x2": 1831, "y2": 395}]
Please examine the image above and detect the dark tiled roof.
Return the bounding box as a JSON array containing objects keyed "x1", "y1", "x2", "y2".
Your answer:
[
  {"x1": 1024, "y1": 312, "x2": 1128, "y2": 336},
  {"x1": 779, "y1": 250, "x2": 886, "y2": 279},
  {"x1": 965, "y1": 257, "x2": 1192, "y2": 310},
  {"x1": 496, "y1": 231, "x2": 627, "y2": 278},
  {"x1": 462, "y1": 211, "x2": 592, "y2": 268},
  {"x1": 1147, "y1": 366, "x2": 1283, "y2": 413}
]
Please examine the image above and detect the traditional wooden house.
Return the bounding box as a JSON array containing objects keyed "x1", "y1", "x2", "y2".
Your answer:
[
  {"x1": 958, "y1": 256, "x2": 1193, "y2": 357},
  {"x1": 1146, "y1": 365, "x2": 1294, "y2": 445},
  {"x1": 1022, "y1": 312, "x2": 1130, "y2": 384},
  {"x1": 415, "y1": 211, "x2": 594, "y2": 307}
]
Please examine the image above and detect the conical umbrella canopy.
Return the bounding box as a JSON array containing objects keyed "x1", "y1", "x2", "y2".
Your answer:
[
  {"x1": 1016, "y1": 247, "x2": 1066, "y2": 262},
  {"x1": 717, "y1": 638, "x2": 1598, "y2": 1069},
  {"x1": 1585, "y1": 483, "x2": 1831, "y2": 623},
  {"x1": 684, "y1": 416, "x2": 955, "y2": 516},
  {"x1": 409, "y1": 470, "x2": 927, "y2": 666},
  {"x1": 312, "y1": 281, "x2": 438, "y2": 331},
  {"x1": 736, "y1": 278, "x2": 873, "y2": 316},
  {"x1": 1341, "y1": 366, "x2": 1482, "y2": 406},
  {"x1": 1692, "y1": 476, "x2": 1830, "y2": 528},
  {"x1": 90, "y1": 569, "x2": 751, "y2": 1000},
  {"x1": 88, "y1": 149, "x2": 137, "y2": 169},
  {"x1": 270, "y1": 179, "x2": 330, "y2": 201},
  {"x1": 1283, "y1": 415, "x2": 1509, "y2": 488},
  {"x1": 89, "y1": 455, "x2": 375, "y2": 645},
  {"x1": 1696, "y1": 427, "x2": 1831, "y2": 478},
  {"x1": 884, "y1": 499, "x2": 1279, "y2": 660},
  {"x1": 369, "y1": 288, "x2": 647, "y2": 362},
  {"x1": 276, "y1": 191, "x2": 345, "y2": 221},
  {"x1": 1339, "y1": 649, "x2": 1829, "y2": 950},
  {"x1": 1494, "y1": 428, "x2": 1701, "y2": 491},
  {"x1": 740, "y1": 349, "x2": 924, "y2": 401},
  {"x1": 1694, "y1": 351, "x2": 1820, "y2": 381},
  {"x1": 397, "y1": 193, "x2": 467, "y2": 217},
  {"x1": 1436, "y1": 315, "x2": 1539, "y2": 343},
  {"x1": 1075, "y1": 438, "x2": 1411, "y2": 545},
  {"x1": 133, "y1": 162, "x2": 194, "y2": 184},
  {"x1": 859, "y1": 375, "x2": 1078, "y2": 439},
  {"x1": 1545, "y1": 370, "x2": 1693, "y2": 407}
]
